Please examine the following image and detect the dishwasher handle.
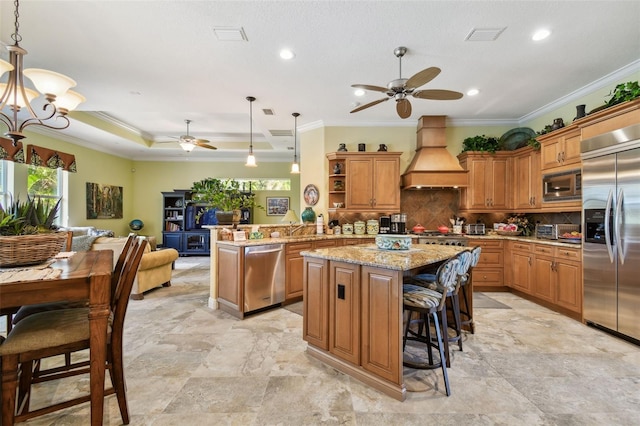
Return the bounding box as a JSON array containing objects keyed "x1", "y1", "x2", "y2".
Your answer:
[{"x1": 245, "y1": 244, "x2": 284, "y2": 255}]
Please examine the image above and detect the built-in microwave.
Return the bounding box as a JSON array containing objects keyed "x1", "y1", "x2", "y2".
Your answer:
[{"x1": 542, "y1": 169, "x2": 582, "y2": 202}]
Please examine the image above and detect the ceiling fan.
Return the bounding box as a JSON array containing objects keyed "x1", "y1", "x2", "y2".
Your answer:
[
  {"x1": 350, "y1": 46, "x2": 463, "y2": 119},
  {"x1": 162, "y1": 119, "x2": 217, "y2": 152}
]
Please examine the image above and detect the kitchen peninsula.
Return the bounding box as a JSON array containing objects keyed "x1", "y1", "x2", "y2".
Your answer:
[{"x1": 301, "y1": 243, "x2": 465, "y2": 401}]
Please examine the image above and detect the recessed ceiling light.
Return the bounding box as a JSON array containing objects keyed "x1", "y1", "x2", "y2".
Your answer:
[
  {"x1": 279, "y1": 49, "x2": 295, "y2": 60},
  {"x1": 354, "y1": 89, "x2": 365, "y2": 97},
  {"x1": 532, "y1": 29, "x2": 551, "y2": 41},
  {"x1": 467, "y1": 88, "x2": 479, "y2": 96}
]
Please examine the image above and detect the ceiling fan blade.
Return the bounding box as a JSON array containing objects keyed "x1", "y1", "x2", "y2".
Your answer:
[
  {"x1": 406, "y1": 67, "x2": 441, "y2": 89},
  {"x1": 351, "y1": 84, "x2": 388, "y2": 93},
  {"x1": 413, "y1": 89, "x2": 463, "y2": 100},
  {"x1": 396, "y1": 98, "x2": 412, "y2": 119},
  {"x1": 195, "y1": 141, "x2": 217, "y2": 150},
  {"x1": 350, "y1": 97, "x2": 389, "y2": 113}
]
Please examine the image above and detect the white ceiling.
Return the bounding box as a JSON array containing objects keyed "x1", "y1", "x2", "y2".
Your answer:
[{"x1": 1, "y1": 0, "x2": 639, "y2": 162}]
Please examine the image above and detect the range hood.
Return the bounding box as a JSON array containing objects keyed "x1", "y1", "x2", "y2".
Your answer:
[{"x1": 401, "y1": 115, "x2": 468, "y2": 189}]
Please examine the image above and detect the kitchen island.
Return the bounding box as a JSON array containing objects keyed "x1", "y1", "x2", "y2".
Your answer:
[{"x1": 301, "y1": 243, "x2": 466, "y2": 401}]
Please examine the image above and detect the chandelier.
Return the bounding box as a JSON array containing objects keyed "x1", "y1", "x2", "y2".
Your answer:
[{"x1": 0, "y1": 0, "x2": 85, "y2": 145}]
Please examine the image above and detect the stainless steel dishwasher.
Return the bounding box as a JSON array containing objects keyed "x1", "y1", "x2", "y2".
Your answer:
[{"x1": 244, "y1": 244, "x2": 285, "y2": 313}]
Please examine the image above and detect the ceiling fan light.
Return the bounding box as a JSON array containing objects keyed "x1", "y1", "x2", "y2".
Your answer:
[
  {"x1": 245, "y1": 153, "x2": 257, "y2": 167},
  {"x1": 291, "y1": 162, "x2": 300, "y2": 174},
  {"x1": 23, "y1": 68, "x2": 76, "y2": 97},
  {"x1": 180, "y1": 141, "x2": 196, "y2": 152}
]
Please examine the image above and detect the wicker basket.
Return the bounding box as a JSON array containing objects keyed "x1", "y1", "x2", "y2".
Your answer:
[
  {"x1": 495, "y1": 230, "x2": 522, "y2": 236},
  {"x1": 0, "y1": 232, "x2": 69, "y2": 267}
]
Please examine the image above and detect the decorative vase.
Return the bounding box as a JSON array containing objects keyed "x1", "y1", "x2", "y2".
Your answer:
[
  {"x1": 551, "y1": 118, "x2": 565, "y2": 130},
  {"x1": 358, "y1": 143, "x2": 366, "y2": 151},
  {"x1": 377, "y1": 144, "x2": 387, "y2": 152},
  {"x1": 333, "y1": 163, "x2": 342, "y2": 174},
  {"x1": 337, "y1": 143, "x2": 347, "y2": 152},
  {"x1": 301, "y1": 207, "x2": 316, "y2": 224},
  {"x1": 215, "y1": 210, "x2": 241, "y2": 225},
  {"x1": 574, "y1": 104, "x2": 586, "y2": 121}
]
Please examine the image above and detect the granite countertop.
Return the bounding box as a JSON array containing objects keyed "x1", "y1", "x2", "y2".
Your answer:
[
  {"x1": 214, "y1": 231, "x2": 581, "y2": 249},
  {"x1": 301, "y1": 243, "x2": 466, "y2": 271}
]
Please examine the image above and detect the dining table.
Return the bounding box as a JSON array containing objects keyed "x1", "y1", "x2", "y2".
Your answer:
[{"x1": 0, "y1": 249, "x2": 113, "y2": 426}]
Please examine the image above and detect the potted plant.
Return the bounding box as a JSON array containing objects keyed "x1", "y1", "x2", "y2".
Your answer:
[
  {"x1": 0, "y1": 195, "x2": 67, "y2": 267},
  {"x1": 189, "y1": 178, "x2": 263, "y2": 225},
  {"x1": 461, "y1": 134, "x2": 501, "y2": 153}
]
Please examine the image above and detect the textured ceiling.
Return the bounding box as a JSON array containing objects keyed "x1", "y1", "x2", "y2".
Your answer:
[{"x1": 1, "y1": 0, "x2": 639, "y2": 161}]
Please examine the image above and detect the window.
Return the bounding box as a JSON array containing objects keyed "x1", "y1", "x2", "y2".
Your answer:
[
  {"x1": 0, "y1": 160, "x2": 13, "y2": 208},
  {"x1": 27, "y1": 165, "x2": 67, "y2": 226},
  {"x1": 236, "y1": 178, "x2": 291, "y2": 191}
]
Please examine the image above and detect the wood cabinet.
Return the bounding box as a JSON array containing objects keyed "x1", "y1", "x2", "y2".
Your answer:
[
  {"x1": 539, "y1": 125, "x2": 581, "y2": 172},
  {"x1": 327, "y1": 152, "x2": 401, "y2": 212},
  {"x1": 458, "y1": 152, "x2": 511, "y2": 211},
  {"x1": 303, "y1": 257, "x2": 330, "y2": 350},
  {"x1": 467, "y1": 239, "x2": 505, "y2": 290},
  {"x1": 508, "y1": 241, "x2": 534, "y2": 293},
  {"x1": 329, "y1": 261, "x2": 360, "y2": 365},
  {"x1": 286, "y1": 239, "x2": 338, "y2": 301},
  {"x1": 532, "y1": 244, "x2": 582, "y2": 313},
  {"x1": 217, "y1": 244, "x2": 242, "y2": 314},
  {"x1": 162, "y1": 191, "x2": 211, "y2": 255},
  {"x1": 512, "y1": 147, "x2": 541, "y2": 211}
]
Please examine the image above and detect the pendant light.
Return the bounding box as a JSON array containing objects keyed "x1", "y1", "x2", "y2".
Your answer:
[
  {"x1": 291, "y1": 112, "x2": 300, "y2": 174},
  {"x1": 245, "y1": 96, "x2": 257, "y2": 167}
]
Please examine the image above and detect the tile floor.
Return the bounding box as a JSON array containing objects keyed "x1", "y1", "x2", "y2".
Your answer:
[{"x1": 2, "y1": 256, "x2": 640, "y2": 425}]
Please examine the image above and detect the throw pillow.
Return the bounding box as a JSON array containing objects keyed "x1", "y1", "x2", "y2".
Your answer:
[{"x1": 71, "y1": 235, "x2": 100, "y2": 252}]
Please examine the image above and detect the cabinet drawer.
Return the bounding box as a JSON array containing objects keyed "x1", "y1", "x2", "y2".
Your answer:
[
  {"x1": 478, "y1": 249, "x2": 503, "y2": 267},
  {"x1": 511, "y1": 242, "x2": 533, "y2": 251},
  {"x1": 556, "y1": 247, "x2": 581, "y2": 260},
  {"x1": 469, "y1": 239, "x2": 504, "y2": 249},
  {"x1": 315, "y1": 240, "x2": 339, "y2": 249},
  {"x1": 286, "y1": 242, "x2": 313, "y2": 254},
  {"x1": 534, "y1": 244, "x2": 554, "y2": 256},
  {"x1": 472, "y1": 268, "x2": 503, "y2": 284}
]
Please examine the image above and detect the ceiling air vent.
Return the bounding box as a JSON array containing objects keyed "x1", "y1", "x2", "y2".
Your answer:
[
  {"x1": 465, "y1": 27, "x2": 506, "y2": 42},
  {"x1": 212, "y1": 27, "x2": 248, "y2": 41},
  {"x1": 269, "y1": 130, "x2": 293, "y2": 137},
  {"x1": 262, "y1": 109, "x2": 274, "y2": 115}
]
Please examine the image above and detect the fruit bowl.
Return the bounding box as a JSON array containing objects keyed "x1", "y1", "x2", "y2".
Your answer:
[
  {"x1": 375, "y1": 234, "x2": 412, "y2": 250},
  {"x1": 496, "y1": 230, "x2": 522, "y2": 236}
]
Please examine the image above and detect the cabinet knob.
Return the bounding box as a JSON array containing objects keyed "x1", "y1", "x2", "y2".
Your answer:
[{"x1": 557, "y1": 153, "x2": 561, "y2": 163}]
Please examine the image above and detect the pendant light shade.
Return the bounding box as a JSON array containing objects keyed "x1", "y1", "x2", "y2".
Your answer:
[
  {"x1": 245, "y1": 96, "x2": 257, "y2": 167},
  {"x1": 291, "y1": 112, "x2": 300, "y2": 174}
]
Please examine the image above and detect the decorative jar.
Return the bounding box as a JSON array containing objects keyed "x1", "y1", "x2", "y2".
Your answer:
[
  {"x1": 366, "y1": 220, "x2": 379, "y2": 235},
  {"x1": 342, "y1": 223, "x2": 353, "y2": 235},
  {"x1": 354, "y1": 221, "x2": 366, "y2": 235},
  {"x1": 301, "y1": 207, "x2": 316, "y2": 224}
]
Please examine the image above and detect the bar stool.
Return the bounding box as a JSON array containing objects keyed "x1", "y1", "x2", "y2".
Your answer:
[
  {"x1": 459, "y1": 246, "x2": 481, "y2": 334},
  {"x1": 402, "y1": 255, "x2": 460, "y2": 396}
]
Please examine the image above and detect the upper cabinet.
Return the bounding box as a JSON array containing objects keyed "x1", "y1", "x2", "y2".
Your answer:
[
  {"x1": 538, "y1": 125, "x2": 581, "y2": 172},
  {"x1": 458, "y1": 151, "x2": 511, "y2": 212},
  {"x1": 512, "y1": 147, "x2": 541, "y2": 211},
  {"x1": 327, "y1": 152, "x2": 401, "y2": 212}
]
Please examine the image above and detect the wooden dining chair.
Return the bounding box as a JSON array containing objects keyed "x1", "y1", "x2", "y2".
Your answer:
[{"x1": 0, "y1": 238, "x2": 147, "y2": 425}]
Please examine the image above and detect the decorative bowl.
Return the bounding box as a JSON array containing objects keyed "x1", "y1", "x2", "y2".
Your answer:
[
  {"x1": 496, "y1": 230, "x2": 522, "y2": 236},
  {"x1": 375, "y1": 234, "x2": 412, "y2": 250},
  {"x1": 332, "y1": 202, "x2": 343, "y2": 208}
]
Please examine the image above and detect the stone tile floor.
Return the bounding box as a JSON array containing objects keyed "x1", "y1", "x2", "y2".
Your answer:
[{"x1": 2, "y1": 256, "x2": 640, "y2": 425}]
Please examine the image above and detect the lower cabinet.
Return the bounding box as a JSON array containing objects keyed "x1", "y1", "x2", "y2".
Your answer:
[
  {"x1": 508, "y1": 241, "x2": 534, "y2": 293},
  {"x1": 533, "y1": 244, "x2": 582, "y2": 313},
  {"x1": 162, "y1": 231, "x2": 210, "y2": 255},
  {"x1": 303, "y1": 258, "x2": 402, "y2": 386},
  {"x1": 467, "y1": 239, "x2": 505, "y2": 290},
  {"x1": 286, "y1": 239, "x2": 339, "y2": 301}
]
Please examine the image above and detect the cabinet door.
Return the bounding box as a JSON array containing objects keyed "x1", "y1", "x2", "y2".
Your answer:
[
  {"x1": 217, "y1": 245, "x2": 242, "y2": 310},
  {"x1": 511, "y1": 250, "x2": 533, "y2": 293},
  {"x1": 346, "y1": 157, "x2": 374, "y2": 209},
  {"x1": 533, "y1": 255, "x2": 554, "y2": 303},
  {"x1": 360, "y1": 266, "x2": 401, "y2": 384},
  {"x1": 562, "y1": 134, "x2": 582, "y2": 166},
  {"x1": 184, "y1": 232, "x2": 209, "y2": 254},
  {"x1": 303, "y1": 258, "x2": 329, "y2": 350},
  {"x1": 489, "y1": 157, "x2": 510, "y2": 209},
  {"x1": 162, "y1": 232, "x2": 182, "y2": 252},
  {"x1": 541, "y1": 138, "x2": 563, "y2": 170},
  {"x1": 285, "y1": 242, "x2": 313, "y2": 300},
  {"x1": 465, "y1": 156, "x2": 490, "y2": 209},
  {"x1": 554, "y1": 259, "x2": 582, "y2": 312},
  {"x1": 513, "y1": 150, "x2": 541, "y2": 210},
  {"x1": 371, "y1": 157, "x2": 400, "y2": 210},
  {"x1": 329, "y1": 261, "x2": 360, "y2": 364}
]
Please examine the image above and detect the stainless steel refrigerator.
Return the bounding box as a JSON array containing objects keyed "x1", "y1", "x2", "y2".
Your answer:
[{"x1": 582, "y1": 123, "x2": 640, "y2": 342}]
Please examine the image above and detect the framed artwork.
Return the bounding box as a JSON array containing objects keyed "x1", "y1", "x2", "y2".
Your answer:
[
  {"x1": 266, "y1": 197, "x2": 289, "y2": 216},
  {"x1": 86, "y1": 182, "x2": 123, "y2": 219}
]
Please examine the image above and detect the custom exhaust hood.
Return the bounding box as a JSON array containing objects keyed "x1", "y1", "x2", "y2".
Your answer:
[{"x1": 401, "y1": 115, "x2": 468, "y2": 189}]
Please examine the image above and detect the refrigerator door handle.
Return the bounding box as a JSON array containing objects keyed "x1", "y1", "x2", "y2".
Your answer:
[
  {"x1": 615, "y1": 188, "x2": 624, "y2": 264},
  {"x1": 605, "y1": 188, "x2": 615, "y2": 262}
]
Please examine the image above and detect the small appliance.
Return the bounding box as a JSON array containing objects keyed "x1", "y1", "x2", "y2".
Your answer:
[
  {"x1": 465, "y1": 223, "x2": 486, "y2": 235},
  {"x1": 542, "y1": 169, "x2": 582, "y2": 202},
  {"x1": 378, "y1": 216, "x2": 391, "y2": 234},
  {"x1": 390, "y1": 213, "x2": 406, "y2": 234},
  {"x1": 535, "y1": 224, "x2": 580, "y2": 240}
]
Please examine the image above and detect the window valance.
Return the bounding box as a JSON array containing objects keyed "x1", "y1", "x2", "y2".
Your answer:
[
  {"x1": 27, "y1": 144, "x2": 77, "y2": 173},
  {"x1": 0, "y1": 137, "x2": 25, "y2": 164}
]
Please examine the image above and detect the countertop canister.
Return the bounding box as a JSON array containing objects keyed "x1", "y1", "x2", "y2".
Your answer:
[
  {"x1": 354, "y1": 221, "x2": 366, "y2": 235},
  {"x1": 366, "y1": 220, "x2": 379, "y2": 235},
  {"x1": 342, "y1": 223, "x2": 353, "y2": 235}
]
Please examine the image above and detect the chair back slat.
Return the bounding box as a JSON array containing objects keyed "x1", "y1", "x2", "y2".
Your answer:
[
  {"x1": 470, "y1": 246, "x2": 482, "y2": 268},
  {"x1": 111, "y1": 239, "x2": 147, "y2": 332}
]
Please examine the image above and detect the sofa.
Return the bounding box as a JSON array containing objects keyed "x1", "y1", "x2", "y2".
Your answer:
[{"x1": 63, "y1": 227, "x2": 179, "y2": 300}]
